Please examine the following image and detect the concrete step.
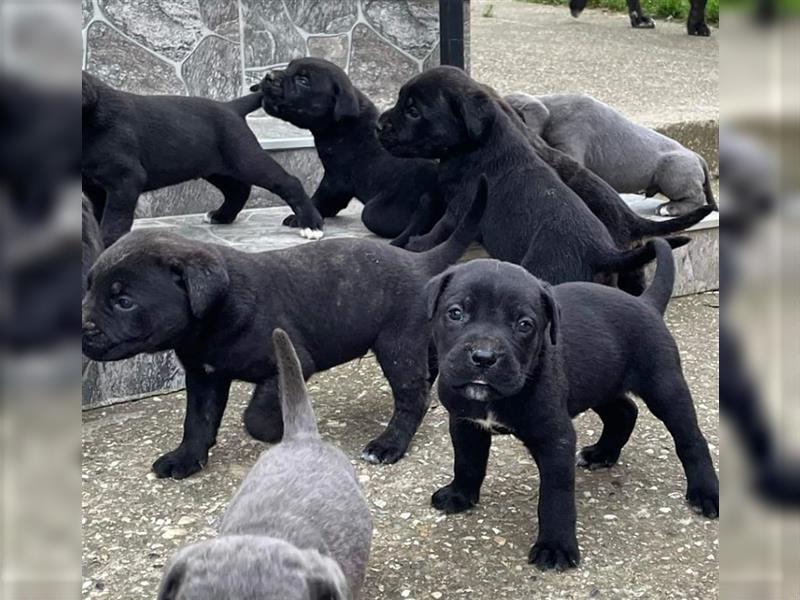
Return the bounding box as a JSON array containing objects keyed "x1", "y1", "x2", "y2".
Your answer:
[{"x1": 83, "y1": 197, "x2": 718, "y2": 409}]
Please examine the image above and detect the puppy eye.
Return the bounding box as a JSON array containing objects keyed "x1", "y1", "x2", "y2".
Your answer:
[
  {"x1": 406, "y1": 104, "x2": 420, "y2": 119},
  {"x1": 517, "y1": 318, "x2": 534, "y2": 333},
  {"x1": 447, "y1": 306, "x2": 463, "y2": 322},
  {"x1": 114, "y1": 296, "x2": 135, "y2": 310},
  {"x1": 296, "y1": 74, "x2": 310, "y2": 87}
]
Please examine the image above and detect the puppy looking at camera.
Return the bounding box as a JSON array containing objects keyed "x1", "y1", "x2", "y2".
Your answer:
[
  {"x1": 426, "y1": 239, "x2": 718, "y2": 571},
  {"x1": 82, "y1": 179, "x2": 487, "y2": 478},
  {"x1": 157, "y1": 329, "x2": 371, "y2": 600},
  {"x1": 378, "y1": 67, "x2": 670, "y2": 286},
  {"x1": 251, "y1": 58, "x2": 442, "y2": 241}
]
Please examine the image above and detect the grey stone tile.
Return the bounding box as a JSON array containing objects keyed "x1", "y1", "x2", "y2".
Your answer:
[
  {"x1": 82, "y1": 0, "x2": 93, "y2": 28},
  {"x1": 349, "y1": 23, "x2": 420, "y2": 110},
  {"x1": 284, "y1": 0, "x2": 358, "y2": 33},
  {"x1": 98, "y1": 0, "x2": 205, "y2": 61},
  {"x1": 182, "y1": 35, "x2": 242, "y2": 100},
  {"x1": 241, "y1": 0, "x2": 306, "y2": 68},
  {"x1": 422, "y1": 41, "x2": 440, "y2": 70},
  {"x1": 307, "y1": 34, "x2": 350, "y2": 69},
  {"x1": 83, "y1": 351, "x2": 184, "y2": 408},
  {"x1": 198, "y1": 0, "x2": 240, "y2": 41},
  {"x1": 363, "y1": 0, "x2": 439, "y2": 60},
  {"x1": 85, "y1": 22, "x2": 186, "y2": 95}
]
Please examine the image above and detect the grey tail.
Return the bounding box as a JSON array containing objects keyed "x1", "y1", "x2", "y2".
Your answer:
[
  {"x1": 596, "y1": 235, "x2": 689, "y2": 274},
  {"x1": 272, "y1": 328, "x2": 319, "y2": 440},
  {"x1": 700, "y1": 156, "x2": 719, "y2": 211},
  {"x1": 422, "y1": 174, "x2": 489, "y2": 275},
  {"x1": 633, "y1": 204, "x2": 714, "y2": 238},
  {"x1": 225, "y1": 92, "x2": 264, "y2": 117},
  {"x1": 640, "y1": 238, "x2": 676, "y2": 314}
]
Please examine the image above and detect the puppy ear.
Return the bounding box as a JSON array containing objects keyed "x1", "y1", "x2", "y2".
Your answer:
[
  {"x1": 333, "y1": 81, "x2": 359, "y2": 121},
  {"x1": 452, "y1": 89, "x2": 495, "y2": 143},
  {"x1": 540, "y1": 284, "x2": 560, "y2": 345},
  {"x1": 157, "y1": 560, "x2": 185, "y2": 600},
  {"x1": 424, "y1": 270, "x2": 454, "y2": 320},
  {"x1": 169, "y1": 249, "x2": 230, "y2": 319}
]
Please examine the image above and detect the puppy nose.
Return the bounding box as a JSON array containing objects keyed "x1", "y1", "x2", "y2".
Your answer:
[
  {"x1": 470, "y1": 348, "x2": 498, "y2": 368},
  {"x1": 82, "y1": 321, "x2": 98, "y2": 335}
]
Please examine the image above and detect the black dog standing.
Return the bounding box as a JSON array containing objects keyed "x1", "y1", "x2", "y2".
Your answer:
[
  {"x1": 426, "y1": 239, "x2": 718, "y2": 571},
  {"x1": 81, "y1": 71, "x2": 323, "y2": 246},
  {"x1": 251, "y1": 58, "x2": 442, "y2": 241}
]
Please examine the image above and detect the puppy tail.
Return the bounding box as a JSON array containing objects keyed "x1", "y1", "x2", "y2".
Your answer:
[
  {"x1": 700, "y1": 156, "x2": 719, "y2": 211},
  {"x1": 272, "y1": 328, "x2": 319, "y2": 441},
  {"x1": 633, "y1": 204, "x2": 714, "y2": 238},
  {"x1": 640, "y1": 238, "x2": 677, "y2": 314},
  {"x1": 422, "y1": 174, "x2": 488, "y2": 275},
  {"x1": 225, "y1": 92, "x2": 264, "y2": 117},
  {"x1": 596, "y1": 235, "x2": 689, "y2": 276}
]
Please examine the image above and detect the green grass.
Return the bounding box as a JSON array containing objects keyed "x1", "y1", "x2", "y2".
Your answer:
[
  {"x1": 515, "y1": 0, "x2": 719, "y2": 24},
  {"x1": 482, "y1": 3, "x2": 496, "y2": 16}
]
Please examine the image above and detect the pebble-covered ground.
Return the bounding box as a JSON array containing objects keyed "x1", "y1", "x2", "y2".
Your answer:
[{"x1": 82, "y1": 292, "x2": 719, "y2": 599}]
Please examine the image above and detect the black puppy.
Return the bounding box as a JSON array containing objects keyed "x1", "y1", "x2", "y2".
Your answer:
[
  {"x1": 378, "y1": 66, "x2": 666, "y2": 286},
  {"x1": 82, "y1": 178, "x2": 487, "y2": 479},
  {"x1": 569, "y1": 0, "x2": 710, "y2": 35},
  {"x1": 251, "y1": 58, "x2": 442, "y2": 240},
  {"x1": 425, "y1": 239, "x2": 719, "y2": 571},
  {"x1": 82, "y1": 71, "x2": 323, "y2": 246}
]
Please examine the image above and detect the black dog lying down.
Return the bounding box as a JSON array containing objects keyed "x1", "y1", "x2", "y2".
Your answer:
[
  {"x1": 378, "y1": 66, "x2": 677, "y2": 286},
  {"x1": 81, "y1": 71, "x2": 323, "y2": 246},
  {"x1": 251, "y1": 58, "x2": 442, "y2": 240},
  {"x1": 426, "y1": 239, "x2": 719, "y2": 571},
  {"x1": 81, "y1": 178, "x2": 487, "y2": 478}
]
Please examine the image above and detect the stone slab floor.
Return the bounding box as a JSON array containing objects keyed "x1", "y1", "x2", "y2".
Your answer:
[{"x1": 82, "y1": 292, "x2": 719, "y2": 599}]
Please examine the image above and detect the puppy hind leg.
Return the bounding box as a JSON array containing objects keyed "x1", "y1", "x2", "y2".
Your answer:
[
  {"x1": 363, "y1": 334, "x2": 431, "y2": 464},
  {"x1": 638, "y1": 374, "x2": 719, "y2": 517},
  {"x1": 654, "y1": 154, "x2": 707, "y2": 216},
  {"x1": 204, "y1": 175, "x2": 251, "y2": 225},
  {"x1": 628, "y1": 0, "x2": 656, "y2": 27},
  {"x1": 243, "y1": 379, "x2": 284, "y2": 443},
  {"x1": 432, "y1": 415, "x2": 492, "y2": 513},
  {"x1": 578, "y1": 396, "x2": 638, "y2": 470},
  {"x1": 617, "y1": 268, "x2": 647, "y2": 296}
]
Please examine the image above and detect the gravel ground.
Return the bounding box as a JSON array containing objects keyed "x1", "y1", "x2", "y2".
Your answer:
[{"x1": 82, "y1": 292, "x2": 719, "y2": 599}]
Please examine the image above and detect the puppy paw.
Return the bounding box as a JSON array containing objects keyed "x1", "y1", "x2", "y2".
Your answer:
[
  {"x1": 630, "y1": 12, "x2": 656, "y2": 28},
  {"x1": 686, "y1": 486, "x2": 719, "y2": 518},
  {"x1": 528, "y1": 540, "x2": 580, "y2": 571},
  {"x1": 204, "y1": 210, "x2": 236, "y2": 225},
  {"x1": 152, "y1": 447, "x2": 206, "y2": 480},
  {"x1": 405, "y1": 237, "x2": 434, "y2": 253},
  {"x1": 244, "y1": 410, "x2": 283, "y2": 444},
  {"x1": 688, "y1": 21, "x2": 711, "y2": 36},
  {"x1": 656, "y1": 202, "x2": 697, "y2": 217},
  {"x1": 300, "y1": 227, "x2": 324, "y2": 240},
  {"x1": 577, "y1": 444, "x2": 620, "y2": 470},
  {"x1": 282, "y1": 214, "x2": 300, "y2": 228},
  {"x1": 361, "y1": 438, "x2": 407, "y2": 464},
  {"x1": 431, "y1": 484, "x2": 478, "y2": 514}
]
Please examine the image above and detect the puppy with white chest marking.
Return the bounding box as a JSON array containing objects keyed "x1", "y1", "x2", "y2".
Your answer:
[
  {"x1": 157, "y1": 329, "x2": 371, "y2": 600},
  {"x1": 81, "y1": 178, "x2": 487, "y2": 478},
  {"x1": 426, "y1": 238, "x2": 719, "y2": 571},
  {"x1": 251, "y1": 58, "x2": 443, "y2": 242},
  {"x1": 378, "y1": 66, "x2": 676, "y2": 286}
]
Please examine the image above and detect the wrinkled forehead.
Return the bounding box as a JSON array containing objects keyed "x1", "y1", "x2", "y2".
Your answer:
[
  {"x1": 286, "y1": 58, "x2": 343, "y2": 80},
  {"x1": 443, "y1": 261, "x2": 545, "y2": 313}
]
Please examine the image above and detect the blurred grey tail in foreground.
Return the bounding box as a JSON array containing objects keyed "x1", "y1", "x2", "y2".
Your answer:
[{"x1": 272, "y1": 329, "x2": 319, "y2": 440}]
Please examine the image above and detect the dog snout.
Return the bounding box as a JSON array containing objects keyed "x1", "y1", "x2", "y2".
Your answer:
[
  {"x1": 82, "y1": 320, "x2": 100, "y2": 336},
  {"x1": 470, "y1": 348, "x2": 498, "y2": 368}
]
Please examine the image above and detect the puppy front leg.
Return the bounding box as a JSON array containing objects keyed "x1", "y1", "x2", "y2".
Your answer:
[
  {"x1": 99, "y1": 178, "x2": 143, "y2": 246},
  {"x1": 152, "y1": 370, "x2": 231, "y2": 479},
  {"x1": 524, "y1": 424, "x2": 580, "y2": 571},
  {"x1": 405, "y1": 209, "x2": 458, "y2": 252},
  {"x1": 432, "y1": 416, "x2": 491, "y2": 513}
]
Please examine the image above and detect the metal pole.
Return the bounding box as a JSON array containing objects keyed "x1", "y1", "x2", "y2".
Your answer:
[{"x1": 439, "y1": 0, "x2": 465, "y2": 69}]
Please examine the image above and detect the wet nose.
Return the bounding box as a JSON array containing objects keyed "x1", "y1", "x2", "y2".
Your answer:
[
  {"x1": 82, "y1": 320, "x2": 98, "y2": 336},
  {"x1": 470, "y1": 348, "x2": 498, "y2": 368}
]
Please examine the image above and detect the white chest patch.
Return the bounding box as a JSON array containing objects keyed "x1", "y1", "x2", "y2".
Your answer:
[
  {"x1": 470, "y1": 411, "x2": 511, "y2": 433},
  {"x1": 203, "y1": 363, "x2": 215, "y2": 374}
]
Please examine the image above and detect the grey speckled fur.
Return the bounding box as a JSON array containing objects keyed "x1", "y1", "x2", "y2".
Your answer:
[
  {"x1": 157, "y1": 330, "x2": 372, "y2": 600},
  {"x1": 505, "y1": 93, "x2": 717, "y2": 217}
]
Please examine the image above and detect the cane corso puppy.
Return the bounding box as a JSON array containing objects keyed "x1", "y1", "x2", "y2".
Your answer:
[
  {"x1": 82, "y1": 178, "x2": 487, "y2": 478},
  {"x1": 506, "y1": 93, "x2": 718, "y2": 217},
  {"x1": 82, "y1": 71, "x2": 323, "y2": 246},
  {"x1": 569, "y1": 0, "x2": 710, "y2": 35},
  {"x1": 158, "y1": 329, "x2": 371, "y2": 600},
  {"x1": 378, "y1": 66, "x2": 670, "y2": 286},
  {"x1": 425, "y1": 239, "x2": 719, "y2": 571},
  {"x1": 250, "y1": 58, "x2": 442, "y2": 240}
]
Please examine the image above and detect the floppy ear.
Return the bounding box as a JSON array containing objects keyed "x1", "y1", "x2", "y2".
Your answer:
[
  {"x1": 157, "y1": 560, "x2": 185, "y2": 600},
  {"x1": 452, "y1": 89, "x2": 495, "y2": 143},
  {"x1": 540, "y1": 284, "x2": 560, "y2": 345},
  {"x1": 169, "y1": 249, "x2": 230, "y2": 319},
  {"x1": 333, "y1": 81, "x2": 359, "y2": 121},
  {"x1": 424, "y1": 270, "x2": 454, "y2": 320}
]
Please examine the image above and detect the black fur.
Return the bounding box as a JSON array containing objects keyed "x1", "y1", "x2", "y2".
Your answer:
[
  {"x1": 81, "y1": 179, "x2": 487, "y2": 479},
  {"x1": 570, "y1": 0, "x2": 709, "y2": 34},
  {"x1": 81, "y1": 71, "x2": 322, "y2": 246},
  {"x1": 426, "y1": 240, "x2": 719, "y2": 571},
  {"x1": 378, "y1": 66, "x2": 664, "y2": 286},
  {"x1": 251, "y1": 58, "x2": 443, "y2": 240}
]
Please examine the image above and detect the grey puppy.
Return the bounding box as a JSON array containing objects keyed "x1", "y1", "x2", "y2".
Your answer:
[
  {"x1": 157, "y1": 329, "x2": 372, "y2": 600},
  {"x1": 505, "y1": 93, "x2": 717, "y2": 217}
]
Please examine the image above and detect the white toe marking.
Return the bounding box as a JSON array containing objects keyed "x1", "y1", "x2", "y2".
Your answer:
[{"x1": 310, "y1": 229, "x2": 324, "y2": 240}]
